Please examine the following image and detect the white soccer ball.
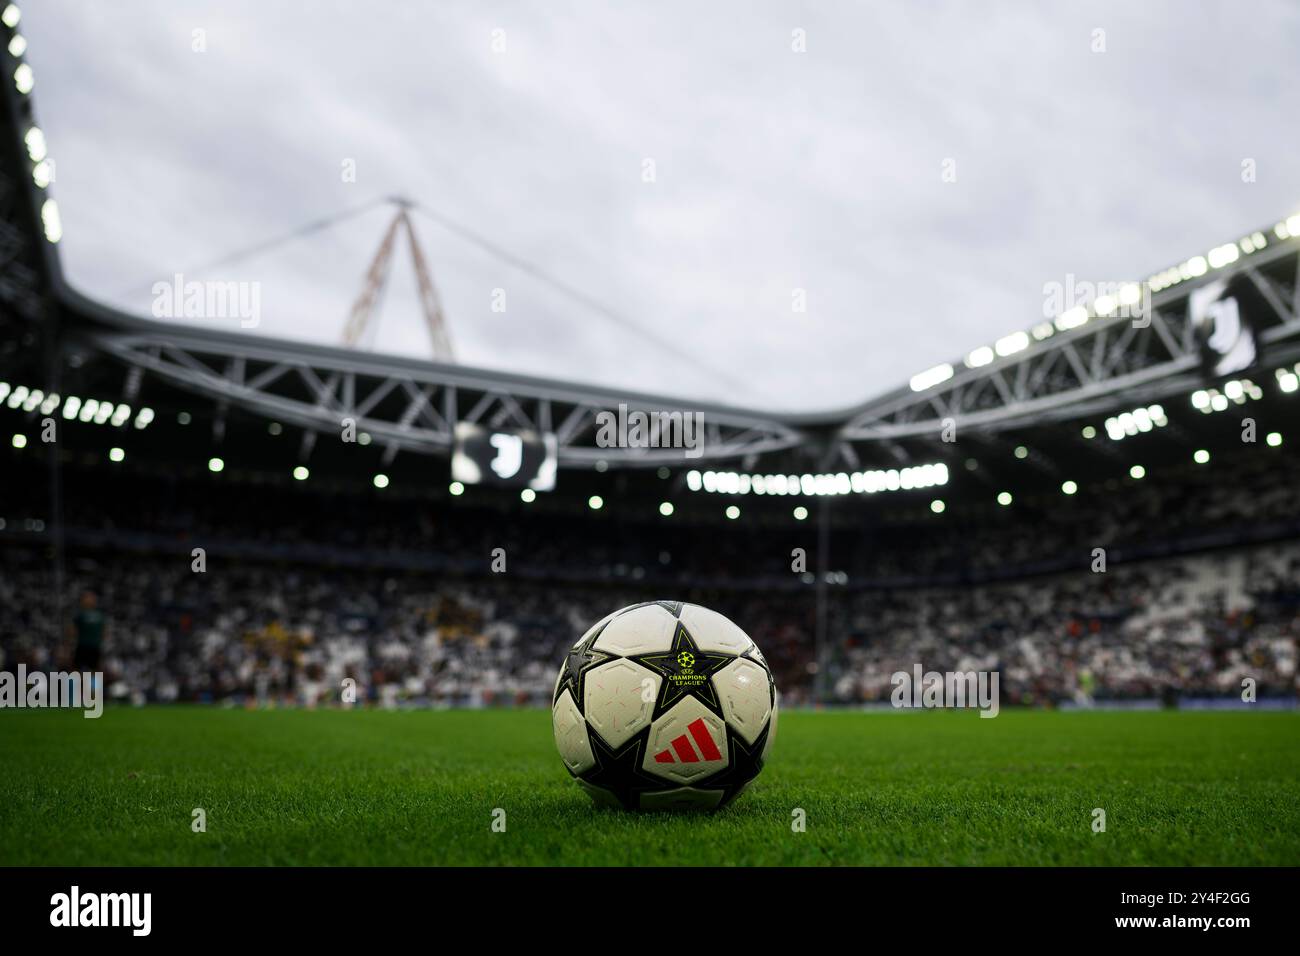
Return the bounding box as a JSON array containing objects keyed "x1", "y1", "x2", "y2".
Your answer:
[{"x1": 552, "y1": 600, "x2": 778, "y2": 811}]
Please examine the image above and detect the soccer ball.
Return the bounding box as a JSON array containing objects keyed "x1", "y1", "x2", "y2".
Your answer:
[{"x1": 551, "y1": 600, "x2": 778, "y2": 811}]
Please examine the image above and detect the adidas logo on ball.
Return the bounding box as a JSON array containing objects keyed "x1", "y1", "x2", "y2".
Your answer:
[{"x1": 652, "y1": 718, "x2": 723, "y2": 764}]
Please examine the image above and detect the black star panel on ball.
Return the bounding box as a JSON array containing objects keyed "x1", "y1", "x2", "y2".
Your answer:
[{"x1": 553, "y1": 624, "x2": 611, "y2": 709}]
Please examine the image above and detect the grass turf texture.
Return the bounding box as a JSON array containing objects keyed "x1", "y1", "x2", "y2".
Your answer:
[{"x1": 1, "y1": 708, "x2": 1296, "y2": 866}]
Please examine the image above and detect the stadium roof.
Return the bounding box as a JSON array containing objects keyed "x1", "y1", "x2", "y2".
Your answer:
[
  {"x1": 4, "y1": 3, "x2": 1300, "y2": 487},
  {"x1": 17, "y1": 2, "x2": 1300, "y2": 409}
]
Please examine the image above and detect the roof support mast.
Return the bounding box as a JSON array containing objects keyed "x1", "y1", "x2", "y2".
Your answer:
[{"x1": 340, "y1": 197, "x2": 454, "y2": 361}]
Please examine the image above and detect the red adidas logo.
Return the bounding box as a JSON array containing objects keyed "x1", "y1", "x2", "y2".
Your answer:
[{"x1": 653, "y1": 718, "x2": 722, "y2": 764}]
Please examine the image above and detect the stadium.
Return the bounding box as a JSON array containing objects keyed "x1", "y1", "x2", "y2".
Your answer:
[{"x1": 1, "y1": 1, "x2": 1298, "y2": 898}]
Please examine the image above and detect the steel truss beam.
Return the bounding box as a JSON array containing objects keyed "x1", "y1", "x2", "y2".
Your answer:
[
  {"x1": 838, "y1": 237, "x2": 1300, "y2": 444},
  {"x1": 89, "y1": 328, "x2": 805, "y2": 467}
]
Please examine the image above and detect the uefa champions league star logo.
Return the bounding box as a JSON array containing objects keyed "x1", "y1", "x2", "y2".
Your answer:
[{"x1": 633, "y1": 625, "x2": 729, "y2": 709}]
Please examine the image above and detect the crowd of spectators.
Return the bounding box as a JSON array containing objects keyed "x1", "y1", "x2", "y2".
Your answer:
[
  {"x1": 1, "y1": 445, "x2": 1298, "y2": 708},
  {"x1": 1, "y1": 537, "x2": 1295, "y2": 708}
]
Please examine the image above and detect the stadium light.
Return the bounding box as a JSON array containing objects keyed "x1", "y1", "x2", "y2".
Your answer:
[
  {"x1": 1081, "y1": 425, "x2": 1096, "y2": 439},
  {"x1": 1105, "y1": 404, "x2": 1167, "y2": 439},
  {"x1": 11, "y1": 433, "x2": 26, "y2": 449},
  {"x1": 930, "y1": 499, "x2": 945, "y2": 514},
  {"x1": 1193, "y1": 449, "x2": 1210, "y2": 464},
  {"x1": 374, "y1": 474, "x2": 390, "y2": 489},
  {"x1": 1054, "y1": 306, "x2": 1087, "y2": 331},
  {"x1": 793, "y1": 506, "x2": 808, "y2": 520},
  {"x1": 997, "y1": 491, "x2": 1012, "y2": 506},
  {"x1": 448, "y1": 480, "x2": 463, "y2": 495},
  {"x1": 1061, "y1": 480, "x2": 1078, "y2": 495},
  {"x1": 1267, "y1": 432, "x2": 1282, "y2": 447},
  {"x1": 658, "y1": 501, "x2": 674, "y2": 516},
  {"x1": 1207, "y1": 243, "x2": 1240, "y2": 269},
  {"x1": 965, "y1": 346, "x2": 994, "y2": 368},
  {"x1": 109, "y1": 447, "x2": 124, "y2": 463},
  {"x1": 1129, "y1": 465, "x2": 1145, "y2": 480},
  {"x1": 293, "y1": 466, "x2": 309, "y2": 481},
  {"x1": 684, "y1": 463, "x2": 947, "y2": 497},
  {"x1": 910, "y1": 363, "x2": 953, "y2": 392},
  {"x1": 1, "y1": 5, "x2": 19, "y2": 28},
  {"x1": 1014, "y1": 445, "x2": 1028, "y2": 459},
  {"x1": 725, "y1": 505, "x2": 740, "y2": 520},
  {"x1": 1193, "y1": 381, "x2": 1259, "y2": 415},
  {"x1": 208, "y1": 457, "x2": 224, "y2": 473},
  {"x1": 994, "y1": 331, "x2": 1029, "y2": 357},
  {"x1": 23, "y1": 126, "x2": 45, "y2": 162},
  {"x1": 588, "y1": 495, "x2": 603, "y2": 510},
  {"x1": 40, "y1": 198, "x2": 59, "y2": 242},
  {"x1": 7, "y1": 33, "x2": 23, "y2": 57},
  {"x1": 520, "y1": 488, "x2": 536, "y2": 503}
]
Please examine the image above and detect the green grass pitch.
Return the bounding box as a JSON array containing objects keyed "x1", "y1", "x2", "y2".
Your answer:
[{"x1": 1, "y1": 708, "x2": 1296, "y2": 865}]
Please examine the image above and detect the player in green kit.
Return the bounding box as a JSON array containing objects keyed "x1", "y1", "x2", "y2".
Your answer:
[{"x1": 71, "y1": 590, "x2": 106, "y2": 674}]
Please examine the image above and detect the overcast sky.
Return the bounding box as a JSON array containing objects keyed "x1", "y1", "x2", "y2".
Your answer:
[{"x1": 22, "y1": 0, "x2": 1300, "y2": 411}]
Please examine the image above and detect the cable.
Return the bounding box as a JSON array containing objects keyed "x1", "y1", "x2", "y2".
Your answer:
[
  {"x1": 409, "y1": 200, "x2": 754, "y2": 396},
  {"x1": 114, "y1": 196, "x2": 389, "y2": 298}
]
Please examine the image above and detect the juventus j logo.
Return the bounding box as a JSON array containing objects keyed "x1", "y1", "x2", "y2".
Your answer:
[{"x1": 488, "y1": 432, "x2": 523, "y2": 479}]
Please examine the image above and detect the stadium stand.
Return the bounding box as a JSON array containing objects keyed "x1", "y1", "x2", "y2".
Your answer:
[{"x1": 2, "y1": 438, "x2": 1297, "y2": 709}]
